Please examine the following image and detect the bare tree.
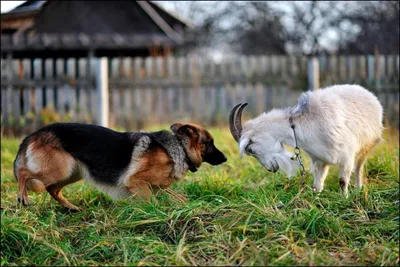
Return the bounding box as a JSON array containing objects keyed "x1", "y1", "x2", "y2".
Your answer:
[
  {"x1": 225, "y1": 2, "x2": 287, "y2": 55},
  {"x1": 156, "y1": 1, "x2": 399, "y2": 56},
  {"x1": 282, "y1": 1, "x2": 343, "y2": 55},
  {"x1": 156, "y1": 1, "x2": 229, "y2": 56},
  {"x1": 337, "y1": 1, "x2": 399, "y2": 54},
  {"x1": 156, "y1": 1, "x2": 287, "y2": 56}
]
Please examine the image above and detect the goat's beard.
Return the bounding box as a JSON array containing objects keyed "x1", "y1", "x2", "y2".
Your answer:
[{"x1": 273, "y1": 150, "x2": 299, "y2": 178}]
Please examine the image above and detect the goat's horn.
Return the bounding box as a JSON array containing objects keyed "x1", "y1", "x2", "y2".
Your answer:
[
  {"x1": 229, "y1": 103, "x2": 248, "y2": 142},
  {"x1": 235, "y1": 103, "x2": 247, "y2": 139},
  {"x1": 229, "y1": 103, "x2": 242, "y2": 142}
]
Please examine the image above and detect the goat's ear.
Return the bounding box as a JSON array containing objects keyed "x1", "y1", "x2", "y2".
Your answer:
[
  {"x1": 239, "y1": 137, "x2": 250, "y2": 159},
  {"x1": 291, "y1": 93, "x2": 309, "y2": 117}
]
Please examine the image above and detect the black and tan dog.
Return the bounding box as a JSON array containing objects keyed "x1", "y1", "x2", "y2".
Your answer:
[{"x1": 13, "y1": 122, "x2": 227, "y2": 210}]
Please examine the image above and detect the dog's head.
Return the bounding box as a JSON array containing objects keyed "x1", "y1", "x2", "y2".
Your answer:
[{"x1": 171, "y1": 123, "x2": 227, "y2": 172}]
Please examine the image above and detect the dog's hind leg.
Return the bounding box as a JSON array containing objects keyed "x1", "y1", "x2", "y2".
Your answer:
[
  {"x1": 17, "y1": 167, "x2": 33, "y2": 206},
  {"x1": 46, "y1": 183, "x2": 81, "y2": 211},
  {"x1": 45, "y1": 173, "x2": 82, "y2": 211}
]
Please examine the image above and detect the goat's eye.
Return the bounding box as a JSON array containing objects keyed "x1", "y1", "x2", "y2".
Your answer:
[{"x1": 246, "y1": 140, "x2": 254, "y2": 154}]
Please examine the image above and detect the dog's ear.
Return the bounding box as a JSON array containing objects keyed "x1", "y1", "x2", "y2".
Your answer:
[
  {"x1": 171, "y1": 123, "x2": 203, "y2": 169},
  {"x1": 170, "y1": 123, "x2": 183, "y2": 133},
  {"x1": 171, "y1": 123, "x2": 199, "y2": 141}
]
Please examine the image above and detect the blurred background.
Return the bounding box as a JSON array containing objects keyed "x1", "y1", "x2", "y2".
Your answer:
[{"x1": 1, "y1": 1, "x2": 399, "y2": 136}]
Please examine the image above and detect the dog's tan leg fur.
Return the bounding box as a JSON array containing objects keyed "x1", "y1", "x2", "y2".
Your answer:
[
  {"x1": 17, "y1": 167, "x2": 33, "y2": 206},
  {"x1": 126, "y1": 181, "x2": 153, "y2": 201},
  {"x1": 26, "y1": 179, "x2": 46, "y2": 193},
  {"x1": 126, "y1": 147, "x2": 176, "y2": 201},
  {"x1": 46, "y1": 182, "x2": 80, "y2": 211},
  {"x1": 17, "y1": 133, "x2": 81, "y2": 209}
]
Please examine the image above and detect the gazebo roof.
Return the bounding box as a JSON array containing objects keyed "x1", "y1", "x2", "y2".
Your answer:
[{"x1": 1, "y1": 0, "x2": 192, "y2": 53}]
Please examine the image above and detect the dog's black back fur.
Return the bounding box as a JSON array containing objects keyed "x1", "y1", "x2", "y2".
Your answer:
[
  {"x1": 17, "y1": 123, "x2": 147, "y2": 185},
  {"x1": 15, "y1": 124, "x2": 185, "y2": 186}
]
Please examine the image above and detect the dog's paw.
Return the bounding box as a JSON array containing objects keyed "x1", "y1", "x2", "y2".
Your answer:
[
  {"x1": 17, "y1": 196, "x2": 29, "y2": 206},
  {"x1": 65, "y1": 205, "x2": 81, "y2": 212}
]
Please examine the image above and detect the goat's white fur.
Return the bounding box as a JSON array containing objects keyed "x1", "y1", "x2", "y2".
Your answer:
[{"x1": 239, "y1": 84, "x2": 383, "y2": 196}]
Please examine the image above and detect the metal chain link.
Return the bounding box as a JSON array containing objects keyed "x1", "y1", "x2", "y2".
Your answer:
[{"x1": 289, "y1": 117, "x2": 306, "y2": 187}]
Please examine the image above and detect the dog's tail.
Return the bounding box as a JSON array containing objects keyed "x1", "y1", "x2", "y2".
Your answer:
[
  {"x1": 13, "y1": 136, "x2": 46, "y2": 193},
  {"x1": 13, "y1": 135, "x2": 31, "y2": 181},
  {"x1": 13, "y1": 155, "x2": 20, "y2": 182}
]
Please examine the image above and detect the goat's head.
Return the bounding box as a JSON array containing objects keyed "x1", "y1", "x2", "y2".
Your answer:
[{"x1": 229, "y1": 103, "x2": 299, "y2": 177}]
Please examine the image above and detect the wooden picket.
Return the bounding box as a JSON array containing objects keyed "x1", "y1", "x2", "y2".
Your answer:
[{"x1": 1, "y1": 54, "x2": 399, "y2": 135}]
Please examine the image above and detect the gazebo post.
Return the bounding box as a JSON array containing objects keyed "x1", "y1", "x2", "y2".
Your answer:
[{"x1": 87, "y1": 48, "x2": 94, "y2": 116}]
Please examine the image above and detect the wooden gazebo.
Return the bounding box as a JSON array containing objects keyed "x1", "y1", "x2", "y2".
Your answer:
[{"x1": 1, "y1": 0, "x2": 193, "y2": 59}]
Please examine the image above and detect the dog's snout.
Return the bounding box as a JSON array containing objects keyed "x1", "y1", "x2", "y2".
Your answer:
[
  {"x1": 222, "y1": 155, "x2": 227, "y2": 162},
  {"x1": 203, "y1": 146, "x2": 227, "y2": 166},
  {"x1": 212, "y1": 152, "x2": 227, "y2": 165}
]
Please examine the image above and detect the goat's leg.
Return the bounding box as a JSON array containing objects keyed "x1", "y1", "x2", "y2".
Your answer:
[
  {"x1": 355, "y1": 138, "x2": 381, "y2": 189},
  {"x1": 339, "y1": 159, "x2": 355, "y2": 197},
  {"x1": 355, "y1": 156, "x2": 367, "y2": 189},
  {"x1": 311, "y1": 160, "x2": 330, "y2": 192}
]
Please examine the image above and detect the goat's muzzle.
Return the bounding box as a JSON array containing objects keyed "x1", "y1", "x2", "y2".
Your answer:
[{"x1": 229, "y1": 103, "x2": 248, "y2": 142}]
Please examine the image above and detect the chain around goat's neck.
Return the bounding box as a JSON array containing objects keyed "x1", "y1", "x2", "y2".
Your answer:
[{"x1": 289, "y1": 117, "x2": 306, "y2": 187}]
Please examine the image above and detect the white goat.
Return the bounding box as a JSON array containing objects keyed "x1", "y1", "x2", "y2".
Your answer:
[{"x1": 229, "y1": 84, "x2": 383, "y2": 195}]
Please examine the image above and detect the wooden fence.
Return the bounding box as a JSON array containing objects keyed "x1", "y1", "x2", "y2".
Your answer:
[{"x1": 1, "y1": 54, "x2": 399, "y2": 135}]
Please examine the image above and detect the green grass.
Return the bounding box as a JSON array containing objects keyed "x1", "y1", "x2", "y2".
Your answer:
[{"x1": 1, "y1": 126, "x2": 399, "y2": 266}]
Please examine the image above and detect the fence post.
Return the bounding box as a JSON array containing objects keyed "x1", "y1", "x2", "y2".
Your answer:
[
  {"x1": 87, "y1": 50, "x2": 94, "y2": 118},
  {"x1": 367, "y1": 55, "x2": 375, "y2": 85},
  {"x1": 307, "y1": 57, "x2": 320, "y2": 91},
  {"x1": 3, "y1": 52, "x2": 14, "y2": 127},
  {"x1": 97, "y1": 57, "x2": 109, "y2": 127}
]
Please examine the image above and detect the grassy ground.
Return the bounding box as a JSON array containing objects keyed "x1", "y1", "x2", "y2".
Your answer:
[{"x1": 1, "y1": 126, "x2": 399, "y2": 266}]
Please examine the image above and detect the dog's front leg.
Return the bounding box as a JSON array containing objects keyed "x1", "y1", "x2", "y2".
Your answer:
[{"x1": 126, "y1": 181, "x2": 153, "y2": 201}]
